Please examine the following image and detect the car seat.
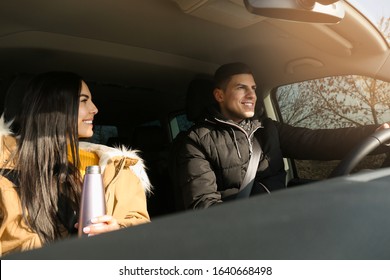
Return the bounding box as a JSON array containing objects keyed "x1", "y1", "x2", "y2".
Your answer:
[
  {"x1": 131, "y1": 125, "x2": 175, "y2": 217},
  {"x1": 1, "y1": 74, "x2": 33, "y2": 124},
  {"x1": 168, "y1": 77, "x2": 215, "y2": 211},
  {"x1": 185, "y1": 77, "x2": 216, "y2": 122}
]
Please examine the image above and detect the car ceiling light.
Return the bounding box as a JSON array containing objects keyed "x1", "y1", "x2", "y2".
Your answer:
[
  {"x1": 244, "y1": 0, "x2": 345, "y2": 24},
  {"x1": 285, "y1": 57, "x2": 324, "y2": 74}
]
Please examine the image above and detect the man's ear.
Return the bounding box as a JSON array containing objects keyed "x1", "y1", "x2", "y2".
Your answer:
[{"x1": 213, "y1": 88, "x2": 224, "y2": 103}]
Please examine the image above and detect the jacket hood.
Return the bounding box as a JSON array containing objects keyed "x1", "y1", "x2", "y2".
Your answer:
[
  {"x1": 79, "y1": 141, "x2": 152, "y2": 193},
  {"x1": 0, "y1": 115, "x2": 13, "y2": 137}
]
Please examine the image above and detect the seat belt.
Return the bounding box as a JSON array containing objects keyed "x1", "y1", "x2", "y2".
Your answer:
[{"x1": 236, "y1": 137, "x2": 261, "y2": 199}]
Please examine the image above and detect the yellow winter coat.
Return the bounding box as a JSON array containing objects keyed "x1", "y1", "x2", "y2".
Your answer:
[{"x1": 0, "y1": 121, "x2": 151, "y2": 257}]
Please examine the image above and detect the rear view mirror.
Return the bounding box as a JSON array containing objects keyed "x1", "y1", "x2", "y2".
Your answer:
[{"x1": 244, "y1": 0, "x2": 345, "y2": 23}]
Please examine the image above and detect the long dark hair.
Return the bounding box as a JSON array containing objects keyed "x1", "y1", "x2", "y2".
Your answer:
[{"x1": 15, "y1": 71, "x2": 83, "y2": 243}]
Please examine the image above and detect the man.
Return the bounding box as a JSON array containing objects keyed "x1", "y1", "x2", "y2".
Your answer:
[{"x1": 174, "y1": 62, "x2": 390, "y2": 209}]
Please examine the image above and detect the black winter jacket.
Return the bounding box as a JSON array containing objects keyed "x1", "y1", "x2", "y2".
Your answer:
[{"x1": 176, "y1": 108, "x2": 378, "y2": 209}]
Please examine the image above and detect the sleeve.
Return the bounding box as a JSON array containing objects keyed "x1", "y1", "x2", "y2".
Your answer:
[
  {"x1": 103, "y1": 157, "x2": 150, "y2": 227},
  {"x1": 274, "y1": 120, "x2": 380, "y2": 160},
  {"x1": 0, "y1": 180, "x2": 43, "y2": 256},
  {"x1": 176, "y1": 132, "x2": 223, "y2": 210}
]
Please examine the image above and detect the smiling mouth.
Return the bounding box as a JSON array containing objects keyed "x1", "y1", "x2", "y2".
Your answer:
[{"x1": 83, "y1": 120, "x2": 93, "y2": 124}]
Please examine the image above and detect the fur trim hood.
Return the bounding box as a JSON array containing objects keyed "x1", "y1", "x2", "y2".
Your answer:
[
  {"x1": 0, "y1": 116, "x2": 12, "y2": 137},
  {"x1": 79, "y1": 141, "x2": 152, "y2": 193},
  {"x1": 0, "y1": 115, "x2": 13, "y2": 151}
]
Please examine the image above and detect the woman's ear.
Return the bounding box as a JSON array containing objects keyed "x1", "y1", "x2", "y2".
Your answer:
[{"x1": 213, "y1": 88, "x2": 224, "y2": 103}]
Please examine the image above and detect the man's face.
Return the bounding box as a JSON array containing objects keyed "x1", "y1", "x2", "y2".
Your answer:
[{"x1": 214, "y1": 74, "x2": 257, "y2": 122}]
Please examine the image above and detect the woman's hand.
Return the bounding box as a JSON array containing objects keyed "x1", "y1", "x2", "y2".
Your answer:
[{"x1": 82, "y1": 215, "x2": 121, "y2": 236}]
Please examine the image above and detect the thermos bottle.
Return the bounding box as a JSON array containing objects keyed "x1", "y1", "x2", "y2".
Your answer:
[{"x1": 78, "y1": 165, "x2": 106, "y2": 237}]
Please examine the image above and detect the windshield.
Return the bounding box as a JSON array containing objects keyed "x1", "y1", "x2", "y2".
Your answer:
[{"x1": 347, "y1": 0, "x2": 390, "y2": 42}]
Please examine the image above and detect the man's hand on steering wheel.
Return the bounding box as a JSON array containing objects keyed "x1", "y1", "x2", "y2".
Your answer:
[{"x1": 330, "y1": 122, "x2": 390, "y2": 178}]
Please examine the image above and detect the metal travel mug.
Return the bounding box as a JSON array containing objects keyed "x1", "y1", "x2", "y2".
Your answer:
[{"x1": 78, "y1": 165, "x2": 106, "y2": 237}]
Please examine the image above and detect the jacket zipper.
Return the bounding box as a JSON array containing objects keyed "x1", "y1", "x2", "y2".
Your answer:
[{"x1": 206, "y1": 118, "x2": 262, "y2": 155}]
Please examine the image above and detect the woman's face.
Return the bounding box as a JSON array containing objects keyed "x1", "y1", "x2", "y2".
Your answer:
[{"x1": 78, "y1": 81, "x2": 98, "y2": 138}]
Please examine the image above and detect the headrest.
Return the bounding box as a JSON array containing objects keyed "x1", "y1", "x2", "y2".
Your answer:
[
  {"x1": 131, "y1": 125, "x2": 165, "y2": 152},
  {"x1": 186, "y1": 78, "x2": 215, "y2": 122},
  {"x1": 3, "y1": 74, "x2": 33, "y2": 123}
]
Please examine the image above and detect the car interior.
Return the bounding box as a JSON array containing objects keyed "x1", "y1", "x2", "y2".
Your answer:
[
  {"x1": 1, "y1": 0, "x2": 390, "y2": 219},
  {"x1": 1, "y1": 1, "x2": 390, "y2": 256}
]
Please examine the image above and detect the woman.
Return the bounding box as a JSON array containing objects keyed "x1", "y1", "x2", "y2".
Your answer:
[{"x1": 0, "y1": 72, "x2": 151, "y2": 256}]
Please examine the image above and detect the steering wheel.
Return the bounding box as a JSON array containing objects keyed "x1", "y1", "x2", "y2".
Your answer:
[{"x1": 329, "y1": 129, "x2": 390, "y2": 178}]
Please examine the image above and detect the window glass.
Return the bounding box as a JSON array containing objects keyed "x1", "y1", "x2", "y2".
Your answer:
[
  {"x1": 347, "y1": 0, "x2": 390, "y2": 43},
  {"x1": 169, "y1": 113, "x2": 193, "y2": 139},
  {"x1": 90, "y1": 125, "x2": 118, "y2": 145},
  {"x1": 273, "y1": 75, "x2": 390, "y2": 179}
]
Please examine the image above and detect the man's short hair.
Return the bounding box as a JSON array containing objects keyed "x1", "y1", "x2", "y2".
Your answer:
[{"x1": 214, "y1": 62, "x2": 253, "y2": 90}]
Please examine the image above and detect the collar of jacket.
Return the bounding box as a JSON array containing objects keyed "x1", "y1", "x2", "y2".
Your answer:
[{"x1": 204, "y1": 105, "x2": 263, "y2": 137}]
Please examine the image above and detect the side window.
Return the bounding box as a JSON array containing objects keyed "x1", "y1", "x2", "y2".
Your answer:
[
  {"x1": 273, "y1": 75, "x2": 390, "y2": 180},
  {"x1": 90, "y1": 125, "x2": 118, "y2": 145},
  {"x1": 169, "y1": 113, "x2": 193, "y2": 140}
]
